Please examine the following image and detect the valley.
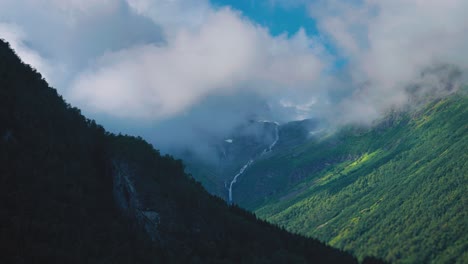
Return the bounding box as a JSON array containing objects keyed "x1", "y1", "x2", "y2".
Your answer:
[
  {"x1": 186, "y1": 90, "x2": 468, "y2": 263},
  {"x1": 2, "y1": 0, "x2": 467, "y2": 263}
]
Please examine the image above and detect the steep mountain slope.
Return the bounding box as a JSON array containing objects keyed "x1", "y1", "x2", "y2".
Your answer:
[
  {"x1": 236, "y1": 91, "x2": 467, "y2": 263},
  {"x1": 0, "y1": 40, "x2": 157, "y2": 263},
  {"x1": 0, "y1": 40, "x2": 367, "y2": 263}
]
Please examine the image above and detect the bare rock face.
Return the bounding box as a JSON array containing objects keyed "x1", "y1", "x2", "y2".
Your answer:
[{"x1": 112, "y1": 160, "x2": 160, "y2": 241}]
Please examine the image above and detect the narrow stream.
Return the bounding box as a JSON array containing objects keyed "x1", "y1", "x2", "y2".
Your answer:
[
  {"x1": 228, "y1": 122, "x2": 279, "y2": 204},
  {"x1": 262, "y1": 123, "x2": 279, "y2": 156},
  {"x1": 228, "y1": 159, "x2": 253, "y2": 203}
]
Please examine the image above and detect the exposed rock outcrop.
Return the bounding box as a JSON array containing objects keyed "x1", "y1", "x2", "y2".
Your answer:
[{"x1": 112, "y1": 160, "x2": 160, "y2": 241}]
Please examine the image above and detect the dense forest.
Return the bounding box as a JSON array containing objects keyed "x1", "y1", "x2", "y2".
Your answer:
[
  {"x1": 227, "y1": 88, "x2": 468, "y2": 263},
  {"x1": 0, "y1": 39, "x2": 382, "y2": 263}
]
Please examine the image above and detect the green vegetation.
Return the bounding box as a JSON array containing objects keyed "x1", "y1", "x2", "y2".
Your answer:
[
  {"x1": 242, "y1": 90, "x2": 468, "y2": 263},
  {"x1": 0, "y1": 39, "x2": 367, "y2": 263}
]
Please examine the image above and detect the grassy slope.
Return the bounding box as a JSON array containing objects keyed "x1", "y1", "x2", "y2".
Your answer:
[{"x1": 248, "y1": 93, "x2": 467, "y2": 263}]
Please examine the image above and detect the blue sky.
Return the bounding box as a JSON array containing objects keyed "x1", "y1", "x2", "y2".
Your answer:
[
  {"x1": 211, "y1": 0, "x2": 318, "y2": 37},
  {"x1": 211, "y1": 0, "x2": 347, "y2": 70}
]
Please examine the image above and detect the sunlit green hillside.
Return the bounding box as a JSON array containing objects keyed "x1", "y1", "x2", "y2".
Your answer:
[{"x1": 239, "y1": 91, "x2": 467, "y2": 263}]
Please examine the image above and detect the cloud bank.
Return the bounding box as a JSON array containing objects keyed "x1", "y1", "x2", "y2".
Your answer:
[
  {"x1": 0, "y1": 0, "x2": 467, "y2": 153},
  {"x1": 310, "y1": 0, "x2": 468, "y2": 123},
  {"x1": 69, "y1": 7, "x2": 323, "y2": 119},
  {"x1": 0, "y1": 0, "x2": 325, "y2": 122}
]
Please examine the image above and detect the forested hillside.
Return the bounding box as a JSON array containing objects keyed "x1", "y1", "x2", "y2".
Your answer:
[
  {"x1": 0, "y1": 40, "x2": 370, "y2": 263},
  {"x1": 239, "y1": 89, "x2": 468, "y2": 263}
]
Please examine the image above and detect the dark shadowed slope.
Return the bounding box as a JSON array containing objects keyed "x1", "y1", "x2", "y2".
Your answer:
[{"x1": 0, "y1": 39, "x2": 370, "y2": 263}]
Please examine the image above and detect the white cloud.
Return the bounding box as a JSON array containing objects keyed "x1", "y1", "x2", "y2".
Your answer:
[
  {"x1": 310, "y1": 0, "x2": 468, "y2": 124},
  {"x1": 0, "y1": 23, "x2": 56, "y2": 82},
  {"x1": 68, "y1": 5, "x2": 324, "y2": 119},
  {"x1": 126, "y1": 0, "x2": 211, "y2": 32}
]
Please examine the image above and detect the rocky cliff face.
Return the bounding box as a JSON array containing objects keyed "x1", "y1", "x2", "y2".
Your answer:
[{"x1": 112, "y1": 160, "x2": 160, "y2": 241}]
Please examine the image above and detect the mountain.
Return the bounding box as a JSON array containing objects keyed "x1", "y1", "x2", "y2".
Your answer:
[
  {"x1": 196, "y1": 89, "x2": 467, "y2": 263},
  {"x1": 181, "y1": 118, "x2": 321, "y2": 202},
  {"x1": 180, "y1": 120, "x2": 283, "y2": 201},
  {"x1": 0, "y1": 40, "x2": 374, "y2": 263}
]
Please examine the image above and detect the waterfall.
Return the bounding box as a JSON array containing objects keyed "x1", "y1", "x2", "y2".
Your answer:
[{"x1": 228, "y1": 122, "x2": 279, "y2": 203}]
